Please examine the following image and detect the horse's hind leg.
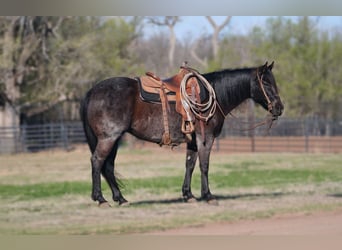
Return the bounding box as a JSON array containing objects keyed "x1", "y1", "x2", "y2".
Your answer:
[
  {"x1": 102, "y1": 139, "x2": 128, "y2": 205},
  {"x1": 91, "y1": 137, "x2": 117, "y2": 205}
]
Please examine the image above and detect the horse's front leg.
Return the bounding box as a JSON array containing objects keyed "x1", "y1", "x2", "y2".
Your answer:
[
  {"x1": 182, "y1": 135, "x2": 198, "y2": 202},
  {"x1": 197, "y1": 135, "x2": 217, "y2": 204}
]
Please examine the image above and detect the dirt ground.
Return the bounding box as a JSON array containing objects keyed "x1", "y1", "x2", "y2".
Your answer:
[{"x1": 150, "y1": 210, "x2": 342, "y2": 235}]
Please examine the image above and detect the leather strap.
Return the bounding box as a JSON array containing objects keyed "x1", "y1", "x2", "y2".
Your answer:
[{"x1": 159, "y1": 84, "x2": 171, "y2": 145}]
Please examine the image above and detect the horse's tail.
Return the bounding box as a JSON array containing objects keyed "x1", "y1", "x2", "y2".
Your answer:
[{"x1": 80, "y1": 90, "x2": 97, "y2": 153}]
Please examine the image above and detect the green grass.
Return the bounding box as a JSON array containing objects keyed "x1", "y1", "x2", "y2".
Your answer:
[
  {"x1": 0, "y1": 182, "x2": 91, "y2": 200},
  {"x1": 1, "y1": 167, "x2": 340, "y2": 201},
  {"x1": 212, "y1": 168, "x2": 341, "y2": 188}
]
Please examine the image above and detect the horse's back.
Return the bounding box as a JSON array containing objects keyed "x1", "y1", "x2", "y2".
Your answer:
[
  {"x1": 88, "y1": 77, "x2": 137, "y2": 96},
  {"x1": 84, "y1": 77, "x2": 138, "y2": 139}
]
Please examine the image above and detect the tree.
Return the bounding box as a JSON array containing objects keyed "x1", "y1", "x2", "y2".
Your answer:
[
  {"x1": 147, "y1": 16, "x2": 180, "y2": 74},
  {"x1": 249, "y1": 17, "x2": 342, "y2": 121},
  {"x1": 206, "y1": 16, "x2": 232, "y2": 58},
  {"x1": 0, "y1": 17, "x2": 142, "y2": 121},
  {"x1": 191, "y1": 16, "x2": 231, "y2": 69},
  {"x1": 91, "y1": 17, "x2": 141, "y2": 78},
  {"x1": 0, "y1": 16, "x2": 142, "y2": 152},
  {"x1": 0, "y1": 17, "x2": 69, "y2": 126}
]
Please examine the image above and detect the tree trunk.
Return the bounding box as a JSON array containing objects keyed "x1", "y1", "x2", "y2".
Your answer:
[
  {"x1": 147, "y1": 16, "x2": 179, "y2": 74},
  {"x1": 168, "y1": 25, "x2": 176, "y2": 73},
  {"x1": 0, "y1": 102, "x2": 20, "y2": 153},
  {"x1": 206, "y1": 16, "x2": 232, "y2": 58},
  {"x1": 0, "y1": 17, "x2": 35, "y2": 153}
]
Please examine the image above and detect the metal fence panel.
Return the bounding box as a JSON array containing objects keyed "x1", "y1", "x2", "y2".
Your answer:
[
  {"x1": 0, "y1": 118, "x2": 342, "y2": 154},
  {"x1": 213, "y1": 136, "x2": 342, "y2": 153},
  {"x1": 0, "y1": 122, "x2": 86, "y2": 154}
]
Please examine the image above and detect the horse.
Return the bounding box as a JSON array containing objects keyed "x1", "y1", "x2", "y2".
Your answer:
[{"x1": 80, "y1": 61, "x2": 284, "y2": 206}]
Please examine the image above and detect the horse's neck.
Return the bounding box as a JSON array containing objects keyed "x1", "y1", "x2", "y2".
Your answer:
[{"x1": 211, "y1": 71, "x2": 251, "y2": 115}]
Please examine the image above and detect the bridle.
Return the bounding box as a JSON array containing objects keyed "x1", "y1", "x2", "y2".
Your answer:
[
  {"x1": 256, "y1": 68, "x2": 273, "y2": 114},
  {"x1": 216, "y1": 67, "x2": 278, "y2": 134}
]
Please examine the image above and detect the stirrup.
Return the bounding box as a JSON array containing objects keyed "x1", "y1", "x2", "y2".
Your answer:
[{"x1": 181, "y1": 120, "x2": 195, "y2": 134}]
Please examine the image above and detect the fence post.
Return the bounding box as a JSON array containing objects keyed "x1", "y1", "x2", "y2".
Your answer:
[
  {"x1": 60, "y1": 122, "x2": 69, "y2": 150},
  {"x1": 20, "y1": 124, "x2": 27, "y2": 153},
  {"x1": 304, "y1": 118, "x2": 309, "y2": 153},
  {"x1": 49, "y1": 123, "x2": 53, "y2": 149}
]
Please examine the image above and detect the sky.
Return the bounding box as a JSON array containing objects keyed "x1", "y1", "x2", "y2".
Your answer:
[{"x1": 144, "y1": 16, "x2": 342, "y2": 40}]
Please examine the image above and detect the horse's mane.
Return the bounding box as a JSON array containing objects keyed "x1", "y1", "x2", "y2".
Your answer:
[{"x1": 203, "y1": 67, "x2": 255, "y2": 108}]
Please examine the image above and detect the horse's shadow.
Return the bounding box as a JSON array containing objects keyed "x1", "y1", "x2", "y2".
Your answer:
[
  {"x1": 129, "y1": 191, "x2": 286, "y2": 206},
  {"x1": 328, "y1": 193, "x2": 342, "y2": 198}
]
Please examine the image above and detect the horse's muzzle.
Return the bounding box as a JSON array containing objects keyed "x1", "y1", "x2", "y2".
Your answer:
[{"x1": 271, "y1": 100, "x2": 284, "y2": 118}]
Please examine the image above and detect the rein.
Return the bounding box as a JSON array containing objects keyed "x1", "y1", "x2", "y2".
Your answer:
[{"x1": 228, "y1": 112, "x2": 276, "y2": 135}]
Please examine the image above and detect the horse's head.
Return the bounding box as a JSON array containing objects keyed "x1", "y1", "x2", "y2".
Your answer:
[{"x1": 251, "y1": 61, "x2": 284, "y2": 119}]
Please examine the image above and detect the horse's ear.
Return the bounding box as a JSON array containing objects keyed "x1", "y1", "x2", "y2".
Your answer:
[
  {"x1": 259, "y1": 61, "x2": 268, "y2": 74},
  {"x1": 268, "y1": 61, "x2": 274, "y2": 71}
]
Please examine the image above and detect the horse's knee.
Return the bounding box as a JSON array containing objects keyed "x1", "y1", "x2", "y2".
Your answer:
[{"x1": 91, "y1": 151, "x2": 107, "y2": 170}]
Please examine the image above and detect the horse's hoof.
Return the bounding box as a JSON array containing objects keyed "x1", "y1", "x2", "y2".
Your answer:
[
  {"x1": 187, "y1": 197, "x2": 198, "y2": 203},
  {"x1": 183, "y1": 195, "x2": 197, "y2": 203},
  {"x1": 207, "y1": 199, "x2": 219, "y2": 206},
  {"x1": 119, "y1": 201, "x2": 130, "y2": 206},
  {"x1": 98, "y1": 201, "x2": 111, "y2": 208}
]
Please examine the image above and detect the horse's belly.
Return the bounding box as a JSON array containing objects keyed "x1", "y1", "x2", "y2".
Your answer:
[{"x1": 130, "y1": 101, "x2": 185, "y2": 144}]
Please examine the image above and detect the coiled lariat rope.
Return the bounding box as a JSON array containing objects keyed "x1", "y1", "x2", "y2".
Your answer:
[{"x1": 180, "y1": 71, "x2": 217, "y2": 123}]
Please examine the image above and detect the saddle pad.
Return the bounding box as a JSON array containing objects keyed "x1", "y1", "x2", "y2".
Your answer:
[{"x1": 136, "y1": 77, "x2": 176, "y2": 104}]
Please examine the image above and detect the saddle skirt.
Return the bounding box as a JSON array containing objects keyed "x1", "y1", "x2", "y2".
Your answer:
[
  {"x1": 137, "y1": 75, "x2": 177, "y2": 103},
  {"x1": 137, "y1": 68, "x2": 193, "y2": 103}
]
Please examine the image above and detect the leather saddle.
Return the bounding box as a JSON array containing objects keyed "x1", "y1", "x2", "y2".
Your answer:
[{"x1": 137, "y1": 65, "x2": 201, "y2": 145}]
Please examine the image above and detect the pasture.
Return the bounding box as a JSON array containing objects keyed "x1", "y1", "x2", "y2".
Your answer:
[{"x1": 0, "y1": 144, "x2": 341, "y2": 234}]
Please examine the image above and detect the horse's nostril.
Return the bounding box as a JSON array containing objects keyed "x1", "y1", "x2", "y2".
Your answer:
[{"x1": 273, "y1": 101, "x2": 284, "y2": 116}]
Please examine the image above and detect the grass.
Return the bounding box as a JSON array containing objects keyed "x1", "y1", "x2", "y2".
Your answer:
[
  {"x1": 0, "y1": 182, "x2": 91, "y2": 200},
  {"x1": 0, "y1": 145, "x2": 341, "y2": 234},
  {"x1": 1, "y1": 168, "x2": 340, "y2": 201}
]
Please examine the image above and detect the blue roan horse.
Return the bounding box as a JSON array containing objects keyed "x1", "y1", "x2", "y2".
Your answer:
[{"x1": 80, "y1": 62, "x2": 284, "y2": 206}]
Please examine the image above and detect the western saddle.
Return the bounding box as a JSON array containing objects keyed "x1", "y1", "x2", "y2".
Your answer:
[{"x1": 138, "y1": 63, "x2": 202, "y2": 146}]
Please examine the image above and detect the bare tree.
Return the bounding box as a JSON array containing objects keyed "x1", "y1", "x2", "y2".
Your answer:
[
  {"x1": 190, "y1": 40, "x2": 207, "y2": 68},
  {"x1": 206, "y1": 16, "x2": 232, "y2": 58},
  {"x1": 191, "y1": 16, "x2": 231, "y2": 68},
  {"x1": 190, "y1": 37, "x2": 211, "y2": 69},
  {"x1": 147, "y1": 16, "x2": 180, "y2": 74}
]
